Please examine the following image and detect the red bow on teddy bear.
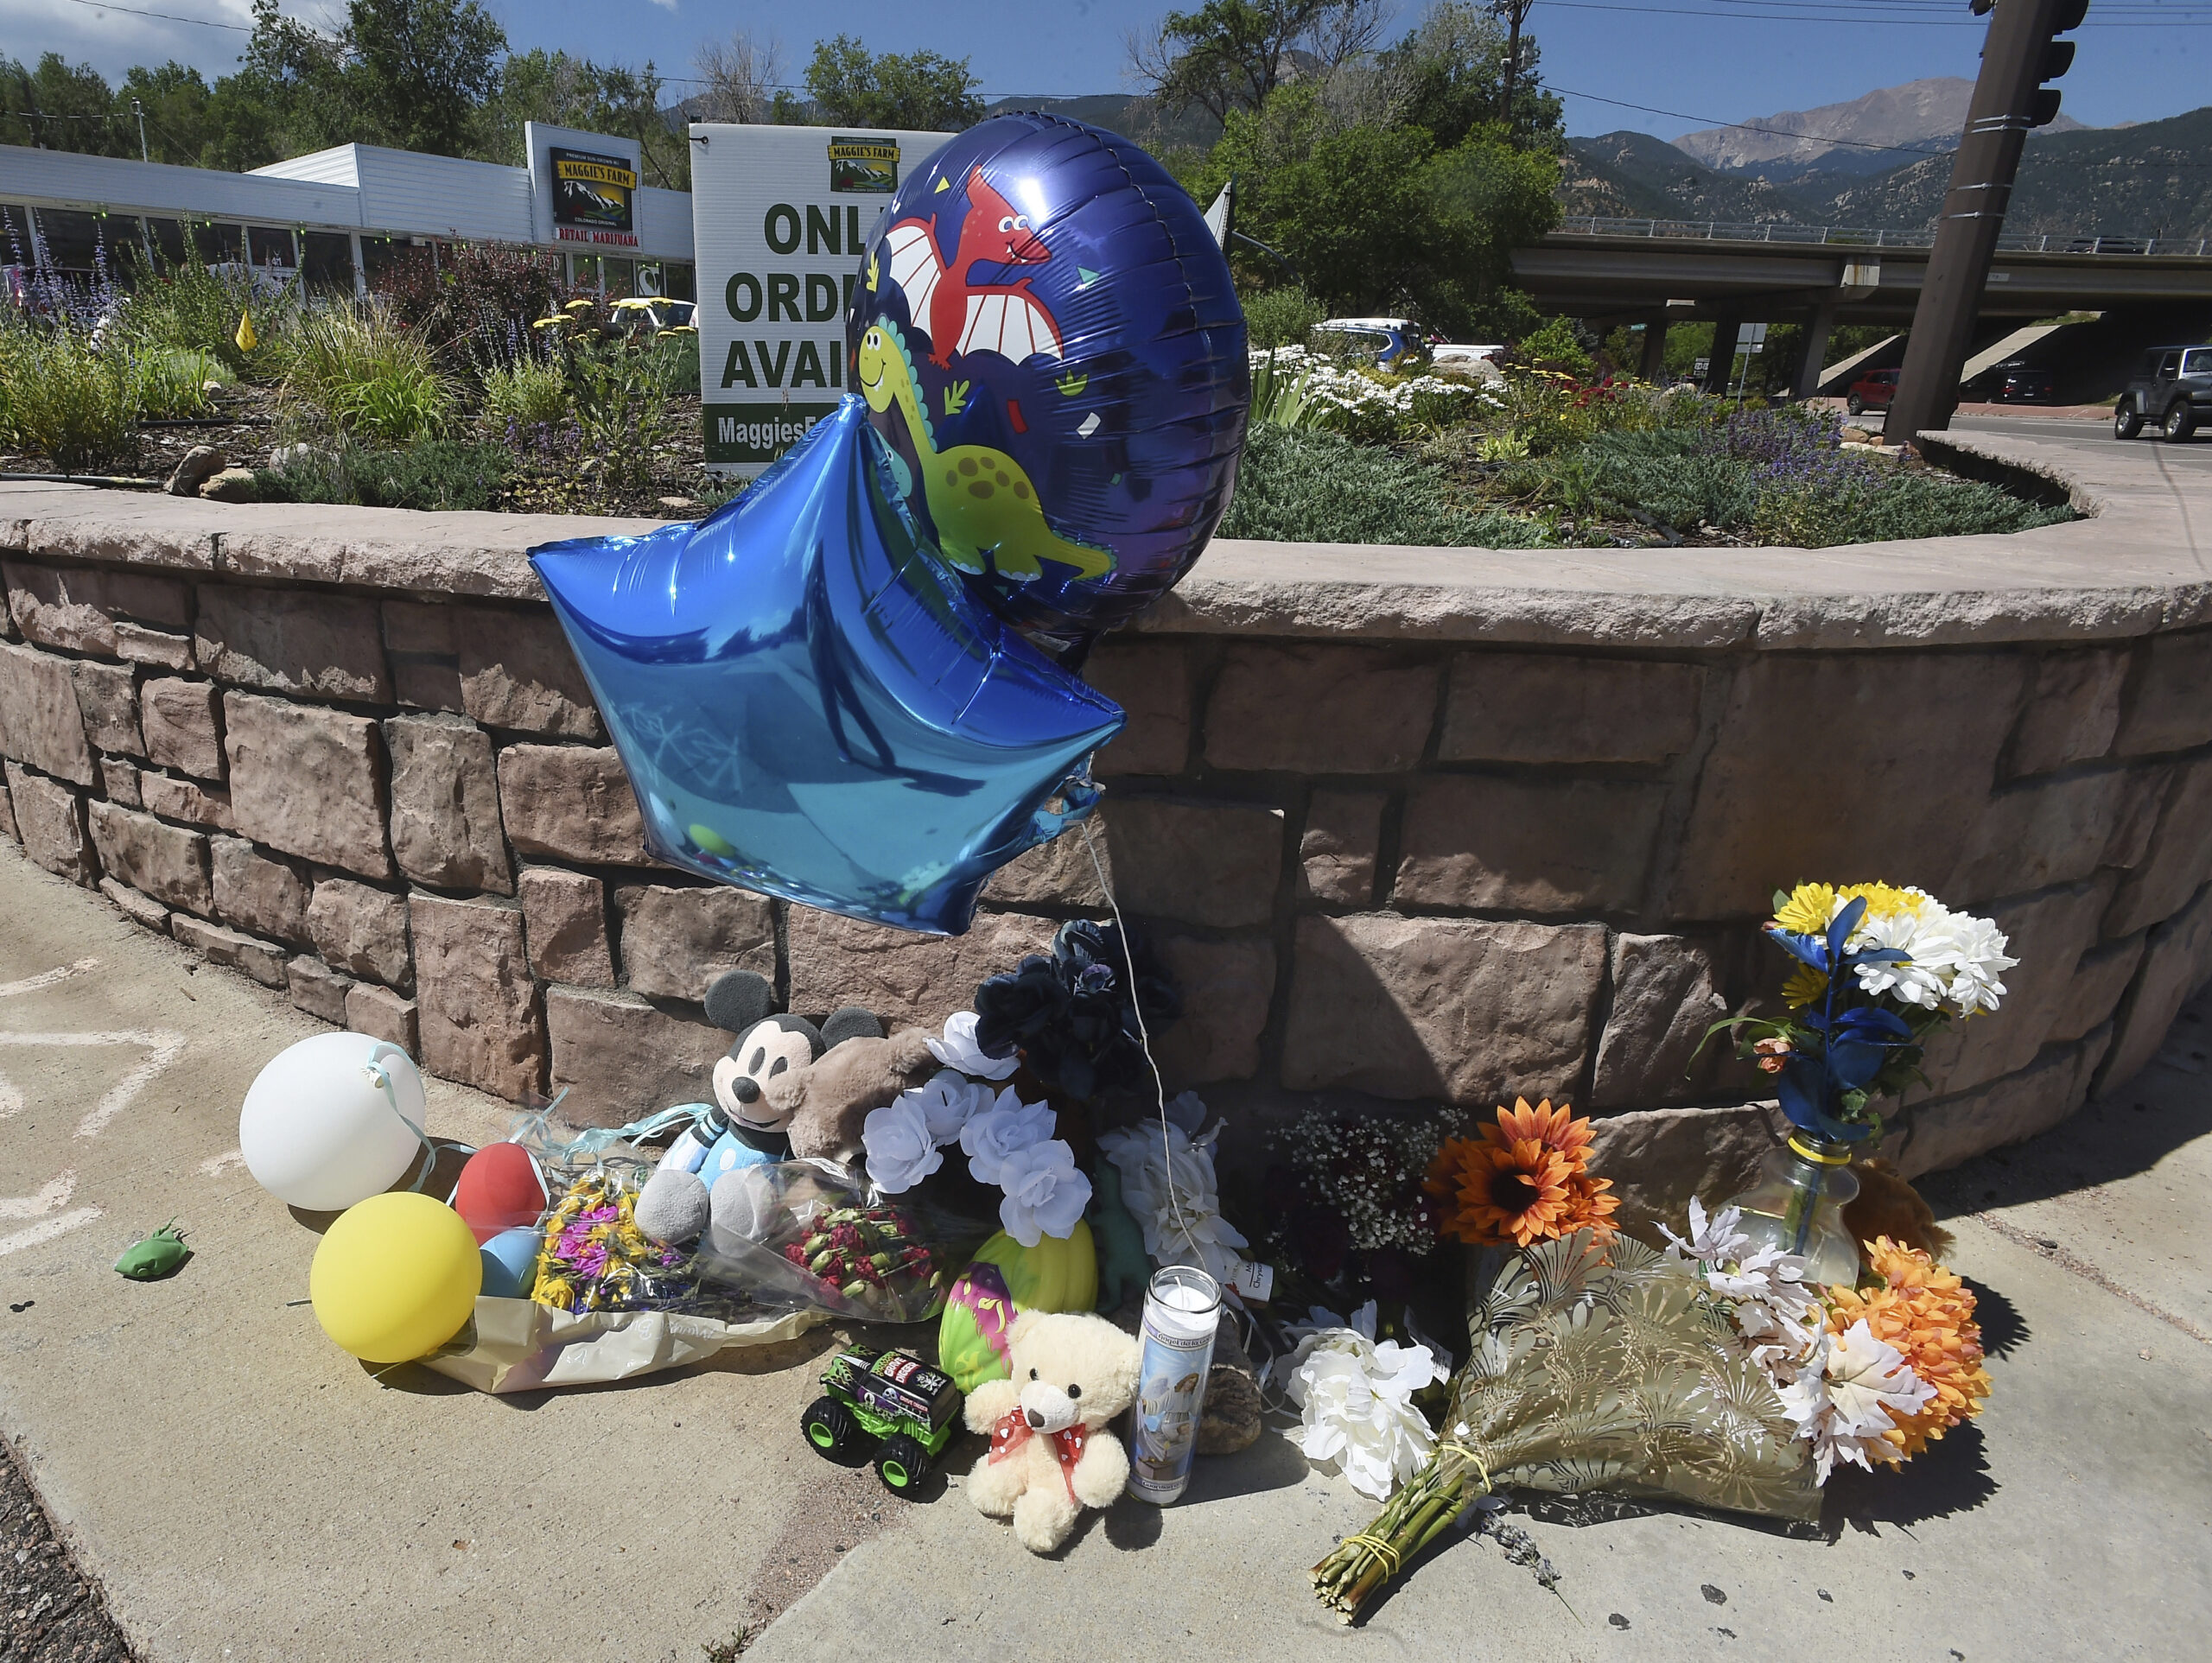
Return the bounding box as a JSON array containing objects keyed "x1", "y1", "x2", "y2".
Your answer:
[{"x1": 988, "y1": 1408, "x2": 1088, "y2": 1504}]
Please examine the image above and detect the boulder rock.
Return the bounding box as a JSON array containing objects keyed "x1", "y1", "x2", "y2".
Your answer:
[
  {"x1": 197, "y1": 469, "x2": 260, "y2": 504},
  {"x1": 163, "y1": 445, "x2": 226, "y2": 497}
]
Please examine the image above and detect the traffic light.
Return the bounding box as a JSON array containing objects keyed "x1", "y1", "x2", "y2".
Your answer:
[{"x1": 2031, "y1": 0, "x2": 2088, "y2": 127}]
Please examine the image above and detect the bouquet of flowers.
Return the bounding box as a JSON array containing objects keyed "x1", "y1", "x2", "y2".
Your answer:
[
  {"x1": 1264, "y1": 1107, "x2": 1468, "y2": 1299},
  {"x1": 1717, "y1": 882, "x2": 2016, "y2": 1145},
  {"x1": 971, "y1": 920, "x2": 1179, "y2": 1102}
]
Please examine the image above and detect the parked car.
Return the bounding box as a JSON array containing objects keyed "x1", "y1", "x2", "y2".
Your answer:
[
  {"x1": 608, "y1": 296, "x2": 696, "y2": 336},
  {"x1": 1845, "y1": 367, "x2": 1899, "y2": 416},
  {"x1": 1311, "y1": 317, "x2": 1424, "y2": 368},
  {"x1": 1992, "y1": 363, "x2": 2056, "y2": 403},
  {"x1": 2114, "y1": 346, "x2": 2212, "y2": 441}
]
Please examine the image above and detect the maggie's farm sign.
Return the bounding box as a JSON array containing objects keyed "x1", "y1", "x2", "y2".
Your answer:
[{"x1": 690, "y1": 124, "x2": 952, "y2": 474}]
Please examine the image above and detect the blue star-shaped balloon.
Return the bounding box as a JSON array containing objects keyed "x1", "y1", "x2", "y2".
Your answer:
[{"x1": 531, "y1": 397, "x2": 1123, "y2": 935}]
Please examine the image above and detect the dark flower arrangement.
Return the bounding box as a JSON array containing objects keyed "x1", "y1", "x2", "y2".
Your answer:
[{"x1": 972, "y1": 920, "x2": 1179, "y2": 1102}]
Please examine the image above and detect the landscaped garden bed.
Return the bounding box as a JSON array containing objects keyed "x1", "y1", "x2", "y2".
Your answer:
[{"x1": 3, "y1": 240, "x2": 2072, "y2": 547}]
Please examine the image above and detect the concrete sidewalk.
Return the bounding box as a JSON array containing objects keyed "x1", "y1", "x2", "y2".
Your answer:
[{"x1": 1, "y1": 841, "x2": 2206, "y2": 1662}]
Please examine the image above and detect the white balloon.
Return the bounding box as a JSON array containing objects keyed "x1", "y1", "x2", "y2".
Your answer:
[{"x1": 238, "y1": 1032, "x2": 427, "y2": 1211}]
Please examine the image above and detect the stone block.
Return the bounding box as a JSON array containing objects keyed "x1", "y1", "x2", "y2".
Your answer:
[
  {"x1": 1279, "y1": 914, "x2": 1607, "y2": 1103},
  {"x1": 1084, "y1": 640, "x2": 1190, "y2": 777},
  {"x1": 1103, "y1": 797, "x2": 1283, "y2": 929},
  {"x1": 192, "y1": 586, "x2": 391, "y2": 703},
  {"x1": 616, "y1": 884, "x2": 777, "y2": 1000},
  {"x1": 138, "y1": 772, "x2": 232, "y2": 831},
  {"x1": 1902, "y1": 1038, "x2": 2106, "y2": 1179},
  {"x1": 496, "y1": 745, "x2": 649, "y2": 866},
  {"x1": 0, "y1": 775, "x2": 16, "y2": 844},
  {"x1": 1205, "y1": 644, "x2": 1438, "y2": 774},
  {"x1": 1914, "y1": 877, "x2": 2114, "y2": 1098},
  {"x1": 100, "y1": 570, "x2": 193, "y2": 632},
  {"x1": 307, "y1": 879, "x2": 413, "y2": 990},
  {"x1": 70, "y1": 659, "x2": 140, "y2": 757},
  {"x1": 1662, "y1": 652, "x2": 2025, "y2": 920},
  {"x1": 1299, "y1": 790, "x2": 1384, "y2": 905},
  {"x1": 788, "y1": 907, "x2": 1057, "y2": 1029},
  {"x1": 1440, "y1": 653, "x2": 1706, "y2": 765},
  {"x1": 99, "y1": 757, "x2": 141, "y2": 809},
  {"x1": 113, "y1": 622, "x2": 193, "y2": 672},
  {"x1": 392, "y1": 658, "x2": 465, "y2": 713},
  {"x1": 287, "y1": 956, "x2": 353, "y2": 1025},
  {"x1": 2, "y1": 562, "x2": 116, "y2": 653},
  {"x1": 409, "y1": 894, "x2": 545, "y2": 1100},
  {"x1": 345, "y1": 982, "x2": 421, "y2": 1056},
  {"x1": 209, "y1": 836, "x2": 311, "y2": 945},
  {"x1": 2052, "y1": 934, "x2": 2145, "y2": 1046},
  {"x1": 171, "y1": 915, "x2": 289, "y2": 988},
  {"x1": 1152, "y1": 934, "x2": 1276, "y2": 1086},
  {"x1": 2114, "y1": 629, "x2": 2212, "y2": 757},
  {"x1": 385, "y1": 715, "x2": 512, "y2": 895},
  {"x1": 457, "y1": 609, "x2": 601, "y2": 738},
  {"x1": 518, "y1": 867, "x2": 615, "y2": 987},
  {"x1": 224, "y1": 694, "x2": 392, "y2": 879},
  {"x1": 986, "y1": 822, "x2": 1109, "y2": 910},
  {"x1": 0, "y1": 641, "x2": 96, "y2": 785},
  {"x1": 2105, "y1": 757, "x2": 2212, "y2": 938},
  {"x1": 140, "y1": 678, "x2": 224, "y2": 780},
  {"x1": 2096, "y1": 881, "x2": 2212, "y2": 1094},
  {"x1": 1948, "y1": 768, "x2": 2143, "y2": 904},
  {"x1": 2006, "y1": 649, "x2": 2127, "y2": 777},
  {"x1": 86, "y1": 801, "x2": 209, "y2": 913},
  {"x1": 1591, "y1": 934, "x2": 1730, "y2": 1111},
  {"x1": 1588, "y1": 1101, "x2": 1784, "y2": 1247},
  {"x1": 1396, "y1": 777, "x2": 1665, "y2": 914},
  {"x1": 546, "y1": 987, "x2": 731, "y2": 1126},
  {"x1": 99, "y1": 877, "x2": 169, "y2": 934},
  {"x1": 382, "y1": 601, "x2": 454, "y2": 657},
  {"x1": 3, "y1": 763, "x2": 93, "y2": 884}
]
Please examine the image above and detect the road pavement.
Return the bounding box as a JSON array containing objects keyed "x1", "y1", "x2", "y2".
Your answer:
[
  {"x1": 1904, "y1": 409, "x2": 2212, "y2": 474},
  {"x1": 0, "y1": 841, "x2": 2207, "y2": 1662}
]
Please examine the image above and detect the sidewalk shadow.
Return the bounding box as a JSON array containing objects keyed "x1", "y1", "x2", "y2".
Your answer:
[
  {"x1": 1102, "y1": 1432, "x2": 1311, "y2": 1552},
  {"x1": 1822, "y1": 1421, "x2": 1995, "y2": 1534}
]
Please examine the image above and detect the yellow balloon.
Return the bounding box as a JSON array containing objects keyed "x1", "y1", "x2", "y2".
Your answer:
[{"x1": 309, "y1": 1192, "x2": 482, "y2": 1364}]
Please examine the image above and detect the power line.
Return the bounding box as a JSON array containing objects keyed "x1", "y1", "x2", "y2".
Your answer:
[
  {"x1": 1556, "y1": 84, "x2": 1974, "y2": 152},
  {"x1": 54, "y1": 0, "x2": 250, "y2": 29}
]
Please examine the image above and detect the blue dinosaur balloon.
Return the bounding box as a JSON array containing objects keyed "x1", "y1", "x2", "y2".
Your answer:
[
  {"x1": 531, "y1": 399, "x2": 1122, "y2": 935},
  {"x1": 851, "y1": 112, "x2": 1249, "y2": 639}
]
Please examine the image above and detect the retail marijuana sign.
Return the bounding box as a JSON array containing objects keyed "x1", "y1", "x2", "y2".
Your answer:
[{"x1": 692, "y1": 124, "x2": 951, "y2": 475}]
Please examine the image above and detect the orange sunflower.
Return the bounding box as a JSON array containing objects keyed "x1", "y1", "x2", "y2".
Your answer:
[
  {"x1": 1427, "y1": 1099, "x2": 1616, "y2": 1247},
  {"x1": 1826, "y1": 1235, "x2": 1992, "y2": 1458}
]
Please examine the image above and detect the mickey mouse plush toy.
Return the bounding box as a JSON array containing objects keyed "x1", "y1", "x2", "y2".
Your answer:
[{"x1": 634, "y1": 970, "x2": 936, "y2": 1247}]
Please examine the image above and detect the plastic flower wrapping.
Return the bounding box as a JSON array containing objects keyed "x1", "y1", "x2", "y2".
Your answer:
[
  {"x1": 1717, "y1": 882, "x2": 2018, "y2": 1145},
  {"x1": 1096, "y1": 1091, "x2": 1249, "y2": 1289}
]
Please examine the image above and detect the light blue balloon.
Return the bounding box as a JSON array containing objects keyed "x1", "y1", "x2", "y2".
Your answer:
[
  {"x1": 479, "y1": 1227, "x2": 543, "y2": 1300},
  {"x1": 531, "y1": 398, "x2": 1123, "y2": 935}
]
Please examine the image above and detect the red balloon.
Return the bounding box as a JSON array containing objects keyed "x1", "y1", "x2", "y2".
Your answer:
[{"x1": 452, "y1": 1143, "x2": 548, "y2": 1246}]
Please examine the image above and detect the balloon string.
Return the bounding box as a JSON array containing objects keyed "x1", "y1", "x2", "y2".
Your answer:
[{"x1": 1077, "y1": 816, "x2": 1193, "y2": 1252}]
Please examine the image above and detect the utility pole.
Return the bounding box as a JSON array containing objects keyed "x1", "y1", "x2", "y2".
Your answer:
[
  {"x1": 1886, "y1": 0, "x2": 2088, "y2": 443},
  {"x1": 132, "y1": 98, "x2": 148, "y2": 163}
]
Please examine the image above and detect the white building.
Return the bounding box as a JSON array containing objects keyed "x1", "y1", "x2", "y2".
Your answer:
[{"x1": 0, "y1": 122, "x2": 696, "y2": 300}]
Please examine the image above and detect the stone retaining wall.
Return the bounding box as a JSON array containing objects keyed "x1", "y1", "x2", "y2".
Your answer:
[{"x1": 5, "y1": 429, "x2": 2210, "y2": 1203}]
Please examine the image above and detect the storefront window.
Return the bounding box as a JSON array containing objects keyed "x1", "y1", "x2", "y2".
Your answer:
[
  {"x1": 604, "y1": 257, "x2": 634, "y2": 299},
  {"x1": 246, "y1": 225, "x2": 297, "y2": 270},
  {"x1": 570, "y1": 253, "x2": 602, "y2": 291},
  {"x1": 360, "y1": 236, "x2": 405, "y2": 285},
  {"x1": 0, "y1": 206, "x2": 31, "y2": 265},
  {"x1": 663, "y1": 263, "x2": 696, "y2": 303},
  {"x1": 194, "y1": 222, "x2": 244, "y2": 264},
  {"x1": 301, "y1": 232, "x2": 355, "y2": 290},
  {"x1": 144, "y1": 218, "x2": 190, "y2": 268},
  {"x1": 32, "y1": 208, "x2": 110, "y2": 273}
]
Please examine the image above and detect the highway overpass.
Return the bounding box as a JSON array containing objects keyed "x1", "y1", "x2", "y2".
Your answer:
[{"x1": 1510, "y1": 219, "x2": 2212, "y2": 397}]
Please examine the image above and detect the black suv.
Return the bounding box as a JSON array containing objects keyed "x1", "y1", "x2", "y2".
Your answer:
[{"x1": 2115, "y1": 346, "x2": 2212, "y2": 441}]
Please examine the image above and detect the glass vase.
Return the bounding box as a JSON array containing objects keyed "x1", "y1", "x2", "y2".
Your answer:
[{"x1": 1726, "y1": 1134, "x2": 1862, "y2": 1287}]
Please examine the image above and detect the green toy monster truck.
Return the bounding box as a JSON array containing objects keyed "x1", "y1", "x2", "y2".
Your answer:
[{"x1": 802, "y1": 1345, "x2": 963, "y2": 1495}]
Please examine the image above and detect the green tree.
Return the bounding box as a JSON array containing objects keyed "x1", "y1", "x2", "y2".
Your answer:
[
  {"x1": 479, "y1": 50, "x2": 686, "y2": 187},
  {"x1": 118, "y1": 63, "x2": 216, "y2": 165},
  {"x1": 1129, "y1": 0, "x2": 1391, "y2": 126},
  {"x1": 0, "y1": 53, "x2": 130, "y2": 156},
  {"x1": 802, "y1": 35, "x2": 984, "y2": 131},
  {"x1": 347, "y1": 0, "x2": 506, "y2": 156},
  {"x1": 1381, "y1": 2, "x2": 1561, "y2": 152}
]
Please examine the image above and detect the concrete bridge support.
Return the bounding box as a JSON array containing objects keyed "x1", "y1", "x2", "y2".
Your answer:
[
  {"x1": 1703, "y1": 311, "x2": 1742, "y2": 395},
  {"x1": 1793, "y1": 300, "x2": 1838, "y2": 400},
  {"x1": 1638, "y1": 319, "x2": 1669, "y2": 382}
]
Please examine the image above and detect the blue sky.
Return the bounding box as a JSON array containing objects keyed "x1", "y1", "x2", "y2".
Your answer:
[{"x1": 2, "y1": 0, "x2": 2203, "y2": 141}]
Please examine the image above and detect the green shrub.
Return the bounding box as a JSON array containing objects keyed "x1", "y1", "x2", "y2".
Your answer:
[
  {"x1": 0, "y1": 326, "x2": 137, "y2": 473},
  {"x1": 1242, "y1": 285, "x2": 1327, "y2": 350},
  {"x1": 1514, "y1": 316, "x2": 1596, "y2": 378},
  {"x1": 281, "y1": 305, "x2": 451, "y2": 443},
  {"x1": 1221, "y1": 424, "x2": 1545, "y2": 547},
  {"x1": 130, "y1": 346, "x2": 227, "y2": 419},
  {"x1": 257, "y1": 439, "x2": 512, "y2": 511},
  {"x1": 1754, "y1": 472, "x2": 2073, "y2": 548},
  {"x1": 121, "y1": 251, "x2": 280, "y2": 378},
  {"x1": 480, "y1": 355, "x2": 571, "y2": 435}
]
